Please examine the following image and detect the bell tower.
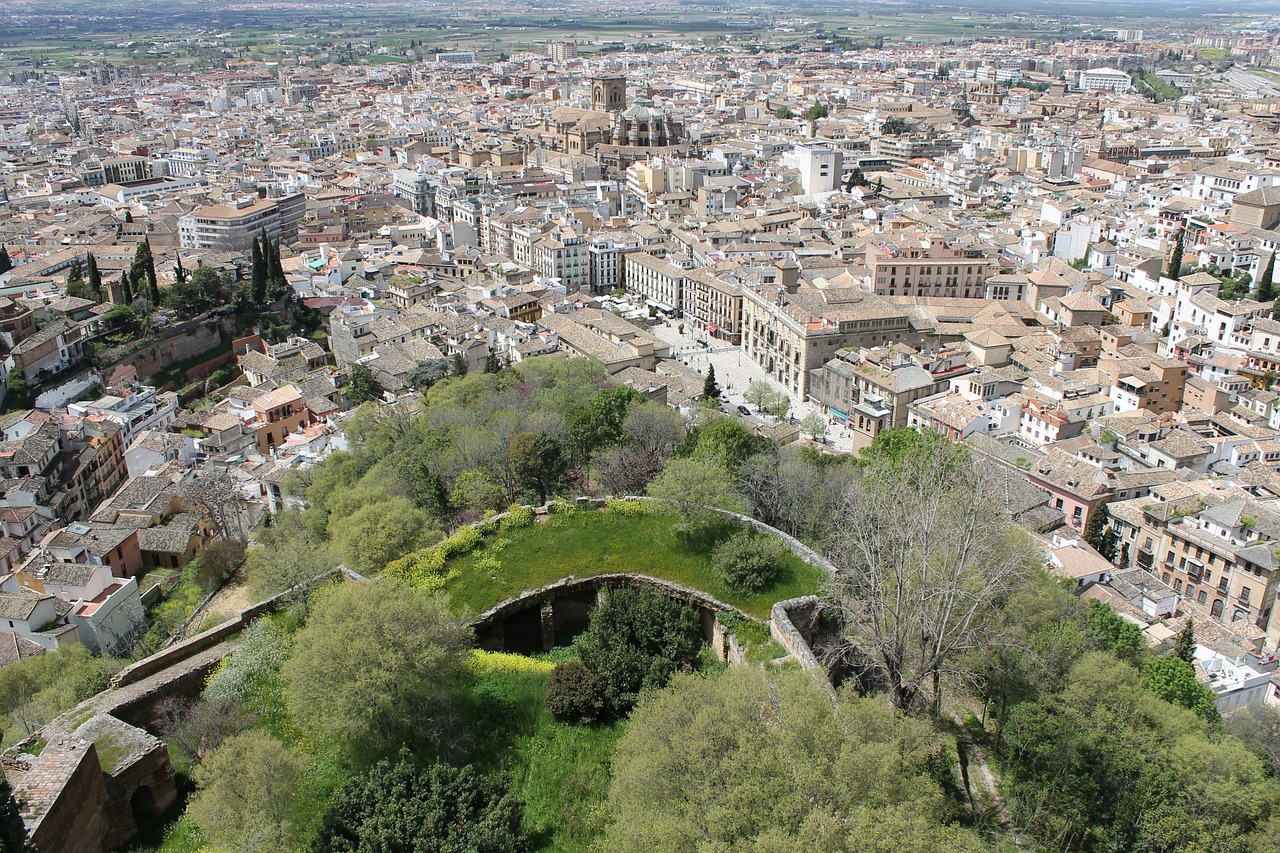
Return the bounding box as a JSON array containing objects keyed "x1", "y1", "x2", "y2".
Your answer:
[{"x1": 590, "y1": 74, "x2": 626, "y2": 112}]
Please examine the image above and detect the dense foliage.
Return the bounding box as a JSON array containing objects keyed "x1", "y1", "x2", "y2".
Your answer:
[
  {"x1": 576, "y1": 587, "x2": 703, "y2": 715},
  {"x1": 711, "y1": 529, "x2": 788, "y2": 593},
  {"x1": 314, "y1": 758, "x2": 530, "y2": 853}
]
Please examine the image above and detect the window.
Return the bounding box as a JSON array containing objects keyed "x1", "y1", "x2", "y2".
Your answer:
[
  {"x1": 1212, "y1": 599, "x2": 1225, "y2": 618},
  {"x1": 1198, "y1": 590, "x2": 1207, "y2": 604},
  {"x1": 1174, "y1": 579, "x2": 1183, "y2": 592}
]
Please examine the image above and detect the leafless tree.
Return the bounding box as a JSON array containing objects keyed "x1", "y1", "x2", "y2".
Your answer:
[
  {"x1": 154, "y1": 696, "x2": 256, "y2": 766},
  {"x1": 824, "y1": 438, "x2": 1036, "y2": 715},
  {"x1": 176, "y1": 466, "x2": 252, "y2": 543}
]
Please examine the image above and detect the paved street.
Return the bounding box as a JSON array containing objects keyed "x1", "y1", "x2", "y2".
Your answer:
[{"x1": 650, "y1": 319, "x2": 859, "y2": 454}]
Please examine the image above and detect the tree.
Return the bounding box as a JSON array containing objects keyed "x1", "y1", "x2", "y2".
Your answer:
[
  {"x1": 800, "y1": 411, "x2": 827, "y2": 442},
  {"x1": 577, "y1": 586, "x2": 702, "y2": 715},
  {"x1": 712, "y1": 529, "x2": 787, "y2": 593},
  {"x1": 1083, "y1": 501, "x2": 1117, "y2": 562},
  {"x1": 65, "y1": 277, "x2": 93, "y2": 301},
  {"x1": 0, "y1": 246, "x2": 10, "y2": 274},
  {"x1": 164, "y1": 263, "x2": 225, "y2": 317},
  {"x1": 804, "y1": 102, "x2": 829, "y2": 121},
  {"x1": 123, "y1": 209, "x2": 133, "y2": 223},
  {"x1": 647, "y1": 456, "x2": 739, "y2": 545},
  {"x1": 484, "y1": 350, "x2": 501, "y2": 374},
  {"x1": 280, "y1": 579, "x2": 473, "y2": 760},
  {"x1": 2, "y1": 371, "x2": 28, "y2": 415},
  {"x1": 827, "y1": 430, "x2": 1037, "y2": 713},
  {"x1": 188, "y1": 730, "x2": 307, "y2": 852},
  {"x1": 763, "y1": 389, "x2": 791, "y2": 421},
  {"x1": 595, "y1": 445, "x2": 665, "y2": 497},
  {"x1": 450, "y1": 352, "x2": 468, "y2": 377},
  {"x1": 329, "y1": 496, "x2": 439, "y2": 575},
  {"x1": 881, "y1": 116, "x2": 909, "y2": 135},
  {"x1": 623, "y1": 402, "x2": 684, "y2": 454},
  {"x1": 601, "y1": 667, "x2": 985, "y2": 853},
  {"x1": 120, "y1": 271, "x2": 133, "y2": 305},
  {"x1": 130, "y1": 238, "x2": 159, "y2": 304},
  {"x1": 544, "y1": 662, "x2": 604, "y2": 724},
  {"x1": 1257, "y1": 253, "x2": 1276, "y2": 303},
  {"x1": 408, "y1": 358, "x2": 449, "y2": 390},
  {"x1": 250, "y1": 235, "x2": 267, "y2": 304},
  {"x1": 348, "y1": 363, "x2": 385, "y2": 404},
  {"x1": 1141, "y1": 655, "x2": 1218, "y2": 720},
  {"x1": 450, "y1": 469, "x2": 505, "y2": 516},
  {"x1": 743, "y1": 379, "x2": 772, "y2": 411},
  {"x1": 1169, "y1": 231, "x2": 1185, "y2": 280},
  {"x1": 314, "y1": 757, "x2": 530, "y2": 853},
  {"x1": 702, "y1": 364, "x2": 721, "y2": 402},
  {"x1": 85, "y1": 253, "x2": 102, "y2": 301},
  {"x1": 508, "y1": 431, "x2": 566, "y2": 504},
  {"x1": 1226, "y1": 703, "x2": 1280, "y2": 772},
  {"x1": 1173, "y1": 619, "x2": 1196, "y2": 665},
  {"x1": 688, "y1": 416, "x2": 768, "y2": 472},
  {"x1": 247, "y1": 508, "x2": 339, "y2": 601},
  {"x1": 774, "y1": 105, "x2": 795, "y2": 119}
]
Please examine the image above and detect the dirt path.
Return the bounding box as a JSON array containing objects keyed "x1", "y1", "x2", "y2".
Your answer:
[{"x1": 194, "y1": 577, "x2": 253, "y2": 627}]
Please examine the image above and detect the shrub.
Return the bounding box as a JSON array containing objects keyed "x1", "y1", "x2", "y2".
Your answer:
[
  {"x1": 440, "y1": 525, "x2": 483, "y2": 558},
  {"x1": 606, "y1": 497, "x2": 654, "y2": 516},
  {"x1": 544, "y1": 662, "x2": 604, "y2": 724},
  {"x1": 711, "y1": 530, "x2": 787, "y2": 594},
  {"x1": 502, "y1": 504, "x2": 535, "y2": 529}
]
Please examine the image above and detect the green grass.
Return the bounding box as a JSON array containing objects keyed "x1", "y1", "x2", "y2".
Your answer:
[
  {"x1": 467, "y1": 661, "x2": 622, "y2": 852},
  {"x1": 443, "y1": 509, "x2": 825, "y2": 620}
]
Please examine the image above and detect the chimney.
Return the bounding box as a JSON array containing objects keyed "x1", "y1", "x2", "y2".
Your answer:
[{"x1": 776, "y1": 259, "x2": 800, "y2": 294}]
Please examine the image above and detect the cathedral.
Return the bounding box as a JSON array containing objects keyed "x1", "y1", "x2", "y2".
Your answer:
[{"x1": 540, "y1": 74, "x2": 685, "y2": 166}]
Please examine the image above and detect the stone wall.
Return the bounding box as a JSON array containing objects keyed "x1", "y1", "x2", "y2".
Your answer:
[
  {"x1": 10, "y1": 737, "x2": 111, "y2": 853},
  {"x1": 100, "y1": 321, "x2": 223, "y2": 380}
]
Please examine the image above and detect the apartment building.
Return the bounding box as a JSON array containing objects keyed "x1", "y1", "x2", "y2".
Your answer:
[
  {"x1": 623, "y1": 251, "x2": 686, "y2": 311},
  {"x1": 682, "y1": 269, "x2": 743, "y2": 344},
  {"x1": 741, "y1": 271, "x2": 913, "y2": 398},
  {"x1": 178, "y1": 192, "x2": 306, "y2": 251},
  {"x1": 808, "y1": 348, "x2": 948, "y2": 444},
  {"x1": 866, "y1": 237, "x2": 998, "y2": 299},
  {"x1": 1098, "y1": 351, "x2": 1188, "y2": 414},
  {"x1": 1111, "y1": 494, "x2": 1280, "y2": 650}
]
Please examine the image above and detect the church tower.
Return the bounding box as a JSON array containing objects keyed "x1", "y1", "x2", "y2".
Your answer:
[{"x1": 590, "y1": 74, "x2": 626, "y2": 112}]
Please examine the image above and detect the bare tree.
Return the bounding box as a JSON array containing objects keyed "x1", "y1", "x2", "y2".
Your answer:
[
  {"x1": 824, "y1": 435, "x2": 1036, "y2": 715},
  {"x1": 176, "y1": 466, "x2": 252, "y2": 542}
]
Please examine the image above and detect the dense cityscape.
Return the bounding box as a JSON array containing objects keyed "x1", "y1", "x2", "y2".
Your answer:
[{"x1": 2, "y1": 0, "x2": 1280, "y2": 851}]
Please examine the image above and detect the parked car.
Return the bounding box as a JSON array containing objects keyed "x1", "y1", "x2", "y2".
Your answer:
[{"x1": 736, "y1": 405, "x2": 751, "y2": 416}]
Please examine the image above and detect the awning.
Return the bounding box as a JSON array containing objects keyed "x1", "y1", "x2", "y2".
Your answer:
[{"x1": 706, "y1": 324, "x2": 719, "y2": 333}]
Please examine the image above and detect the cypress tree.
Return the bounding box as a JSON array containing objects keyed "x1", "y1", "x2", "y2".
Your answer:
[
  {"x1": 1083, "y1": 501, "x2": 1115, "y2": 561},
  {"x1": 124, "y1": 209, "x2": 133, "y2": 223},
  {"x1": 86, "y1": 252, "x2": 102, "y2": 301},
  {"x1": 131, "y1": 240, "x2": 158, "y2": 304},
  {"x1": 1173, "y1": 619, "x2": 1196, "y2": 665},
  {"x1": 0, "y1": 245, "x2": 10, "y2": 274},
  {"x1": 251, "y1": 236, "x2": 267, "y2": 304},
  {"x1": 1168, "y1": 231, "x2": 1184, "y2": 280},
  {"x1": 174, "y1": 255, "x2": 187, "y2": 285},
  {"x1": 121, "y1": 272, "x2": 133, "y2": 305},
  {"x1": 1257, "y1": 252, "x2": 1275, "y2": 303},
  {"x1": 702, "y1": 364, "x2": 721, "y2": 401}
]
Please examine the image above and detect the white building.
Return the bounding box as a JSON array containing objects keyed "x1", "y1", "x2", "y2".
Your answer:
[
  {"x1": 1077, "y1": 68, "x2": 1131, "y2": 93},
  {"x1": 792, "y1": 144, "x2": 844, "y2": 195}
]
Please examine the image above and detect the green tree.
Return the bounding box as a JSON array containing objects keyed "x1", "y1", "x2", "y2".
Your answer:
[
  {"x1": 163, "y1": 264, "x2": 225, "y2": 317},
  {"x1": 247, "y1": 508, "x2": 339, "y2": 601},
  {"x1": 743, "y1": 379, "x2": 772, "y2": 411},
  {"x1": 2, "y1": 371, "x2": 27, "y2": 415},
  {"x1": 701, "y1": 364, "x2": 721, "y2": 403},
  {"x1": 329, "y1": 497, "x2": 439, "y2": 575},
  {"x1": 65, "y1": 277, "x2": 93, "y2": 301},
  {"x1": 544, "y1": 662, "x2": 604, "y2": 724},
  {"x1": 130, "y1": 238, "x2": 159, "y2": 304},
  {"x1": 407, "y1": 358, "x2": 449, "y2": 390},
  {"x1": 577, "y1": 586, "x2": 702, "y2": 715},
  {"x1": 881, "y1": 116, "x2": 909, "y2": 135},
  {"x1": 120, "y1": 271, "x2": 133, "y2": 305},
  {"x1": 688, "y1": 416, "x2": 769, "y2": 472},
  {"x1": 1141, "y1": 655, "x2": 1218, "y2": 720},
  {"x1": 647, "y1": 456, "x2": 739, "y2": 545},
  {"x1": 484, "y1": 350, "x2": 501, "y2": 374},
  {"x1": 508, "y1": 431, "x2": 566, "y2": 504},
  {"x1": 315, "y1": 757, "x2": 530, "y2": 853},
  {"x1": 1083, "y1": 501, "x2": 1116, "y2": 562},
  {"x1": 348, "y1": 363, "x2": 385, "y2": 404},
  {"x1": 450, "y1": 352, "x2": 468, "y2": 377},
  {"x1": 280, "y1": 579, "x2": 472, "y2": 760},
  {"x1": 712, "y1": 529, "x2": 787, "y2": 593},
  {"x1": 0, "y1": 246, "x2": 10, "y2": 274},
  {"x1": 1257, "y1": 253, "x2": 1276, "y2": 303},
  {"x1": 774, "y1": 105, "x2": 795, "y2": 119},
  {"x1": 85, "y1": 253, "x2": 102, "y2": 301},
  {"x1": 763, "y1": 389, "x2": 791, "y2": 421},
  {"x1": 804, "y1": 102, "x2": 829, "y2": 121},
  {"x1": 188, "y1": 730, "x2": 307, "y2": 852},
  {"x1": 1173, "y1": 619, "x2": 1196, "y2": 665},
  {"x1": 450, "y1": 469, "x2": 505, "y2": 515},
  {"x1": 250, "y1": 235, "x2": 267, "y2": 304},
  {"x1": 800, "y1": 411, "x2": 827, "y2": 442},
  {"x1": 1169, "y1": 231, "x2": 1184, "y2": 280},
  {"x1": 602, "y1": 667, "x2": 984, "y2": 853},
  {"x1": 1084, "y1": 599, "x2": 1146, "y2": 663}
]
